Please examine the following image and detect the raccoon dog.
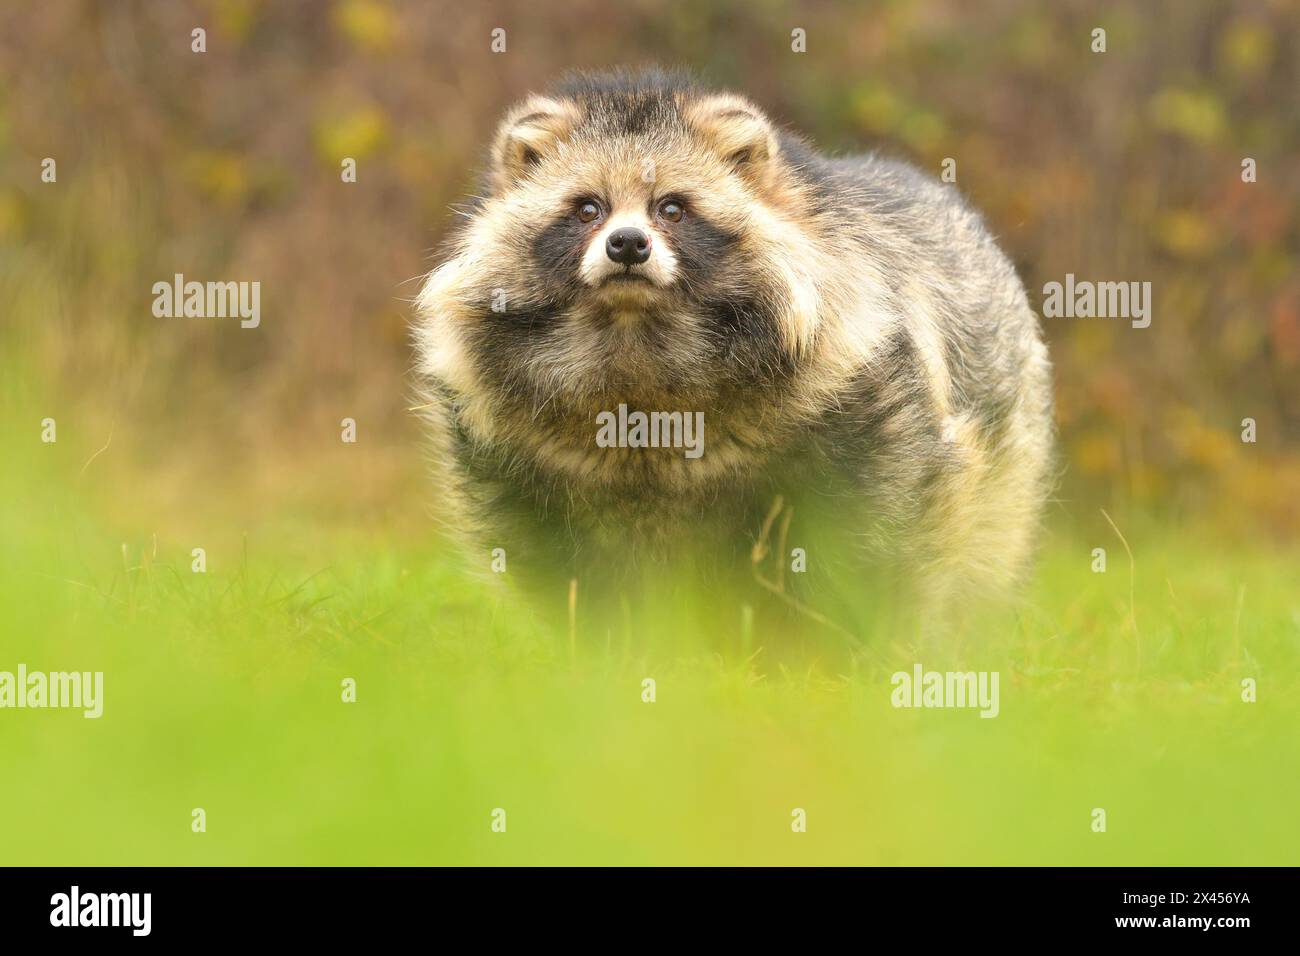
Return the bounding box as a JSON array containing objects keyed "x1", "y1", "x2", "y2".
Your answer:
[{"x1": 414, "y1": 69, "x2": 1053, "y2": 625}]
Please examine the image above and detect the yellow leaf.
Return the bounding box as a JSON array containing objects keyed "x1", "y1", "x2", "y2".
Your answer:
[
  {"x1": 333, "y1": 0, "x2": 397, "y2": 53},
  {"x1": 314, "y1": 107, "x2": 390, "y2": 163},
  {"x1": 1155, "y1": 210, "x2": 1216, "y2": 259},
  {"x1": 1221, "y1": 21, "x2": 1273, "y2": 76},
  {"x1": 1148, "y1": 88, "x2": 1226, "y2": 144}
]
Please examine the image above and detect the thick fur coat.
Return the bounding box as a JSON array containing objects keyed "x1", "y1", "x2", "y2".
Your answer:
[{"x1": 414, "y1": 69, "x2": 1053, "y2": 612}]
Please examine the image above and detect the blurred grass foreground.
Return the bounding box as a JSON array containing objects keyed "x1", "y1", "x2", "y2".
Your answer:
[
  {"x1": 2, "y1": 443, "x2": 1298, "y2": 865},
  {"x1": 1, "y1": 0, "x2": 1298, "y2": 865}
]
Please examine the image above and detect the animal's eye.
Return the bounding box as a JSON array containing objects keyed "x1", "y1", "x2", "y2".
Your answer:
[
  {"x1": 657, "y1": 199, "x2": 684, "y2": 223},
  {"x1": 576, "y1": 200, "x2": 602, "y2": 223}
]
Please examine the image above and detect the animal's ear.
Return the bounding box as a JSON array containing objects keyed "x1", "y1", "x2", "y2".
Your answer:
[
  {"x1": 683, "y1": 93, "x2": 780, "y2": 185},
  {"x1": 489, "y1": 95, "x2": 579, "y2": 192}
]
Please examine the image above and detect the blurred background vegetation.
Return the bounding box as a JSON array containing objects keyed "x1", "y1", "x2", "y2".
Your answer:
[{"x1": 1, "y1": 0, "x2": 1297, "y2": 544}]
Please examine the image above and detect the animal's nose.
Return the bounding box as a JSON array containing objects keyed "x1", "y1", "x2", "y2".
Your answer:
[{"x1": 605, "y1": 227, "x2": 651, "y2": 265}]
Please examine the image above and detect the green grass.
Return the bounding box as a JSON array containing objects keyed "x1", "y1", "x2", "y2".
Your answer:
[{"x1": 2, "y1": 418, "x2": 1298, "y2": 866}]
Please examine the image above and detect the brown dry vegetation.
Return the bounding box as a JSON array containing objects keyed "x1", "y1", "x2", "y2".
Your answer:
[{"x1": 1, "y1": 0, "x2": 1297, "y2": 542}]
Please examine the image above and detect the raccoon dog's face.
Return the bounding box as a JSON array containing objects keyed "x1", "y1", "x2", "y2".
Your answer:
[{"x1": 420, "y1": 72, "x2": 824, "y2": 415}]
